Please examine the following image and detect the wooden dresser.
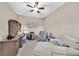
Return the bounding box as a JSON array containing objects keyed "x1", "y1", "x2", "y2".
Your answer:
[{"x1": 0, "y1": 36, "x2": 20, "y2": 56}]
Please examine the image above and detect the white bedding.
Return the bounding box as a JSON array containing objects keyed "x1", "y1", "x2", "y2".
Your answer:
[
  {"x1": 33, "y1": 42, "x2": 52, "y2": 56},
  {"x1": 33, "y1": 41, "x2": 79, "y2": 56}
]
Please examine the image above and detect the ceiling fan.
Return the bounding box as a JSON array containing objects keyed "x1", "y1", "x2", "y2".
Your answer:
[{"x1": 26, "y1": 2, "x2": 44, "y2": 13}]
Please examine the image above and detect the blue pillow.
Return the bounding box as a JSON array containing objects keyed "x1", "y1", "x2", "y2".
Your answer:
[{"x1": 56, "y1": 40, "x2": 66, "y2": 46}]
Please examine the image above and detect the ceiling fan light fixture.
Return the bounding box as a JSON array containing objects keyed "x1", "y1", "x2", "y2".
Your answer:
[
  {"x1": 26, "y1": 2, "x2": 44, "y2": 13},
  {"x1": 33, "y1": 7, "x2": 38, "y2": 11}
]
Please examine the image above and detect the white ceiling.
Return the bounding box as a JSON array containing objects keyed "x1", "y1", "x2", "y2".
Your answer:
[{"x1": 8, "y1": 2, "x2": 65, "y2": 18}]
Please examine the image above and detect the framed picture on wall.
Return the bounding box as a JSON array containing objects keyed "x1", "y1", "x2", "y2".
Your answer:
[{"x1": 27, "y1": 21, "x2": 39, "y2": 28}]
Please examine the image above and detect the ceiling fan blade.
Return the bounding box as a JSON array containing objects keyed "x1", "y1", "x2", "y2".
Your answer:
[
  {"x1": 34, "y1": 2, "x2": 39, "y2": 7},
  {"x1": 27, "y1": 4, "x2": 33, "y2": 8},
  {"x1": 30, "y1": 10, "x2": 34, "y2": 12},
  {"x1": 38, "y1": 7, "x2": 44, "y2": 10},
  {"x1": 35, "y1": 2, "x2": 39, "y2": 5},
  {"x1": 37, "y1": 11, "x2": 40, "y2": 13}
]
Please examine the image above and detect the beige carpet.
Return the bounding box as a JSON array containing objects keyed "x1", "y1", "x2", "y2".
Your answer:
[{"x1": 17, "y1": 40, "x2": 37, "y2": 56}]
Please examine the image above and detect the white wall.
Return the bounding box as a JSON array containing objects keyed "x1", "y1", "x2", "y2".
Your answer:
[
  {"x1": 17, "y1": 15, "x2": 44, "y2": 35},
  {"x1": 45, "y1": 3, "x2": 79, "y2": 39},
  {"x1": 0, "y1": 3, "x2": 17, "y2": 40},
  {"x1": 0, "y1": 2, "x2": 44, "y2": 40}
]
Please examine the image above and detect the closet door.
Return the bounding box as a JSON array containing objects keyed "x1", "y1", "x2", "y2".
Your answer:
[{"x1": 8, "y1": 20, "x2": 21, "y2": 37}]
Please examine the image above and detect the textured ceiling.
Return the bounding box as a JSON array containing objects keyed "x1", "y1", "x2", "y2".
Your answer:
[{"x1": 8, "y1": 2, "x2": 65, "y2": 18}]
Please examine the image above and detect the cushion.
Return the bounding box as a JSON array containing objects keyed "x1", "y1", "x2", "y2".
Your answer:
[{"x1": 50, "y1": 39, "x2": 69, "y2": 47}]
